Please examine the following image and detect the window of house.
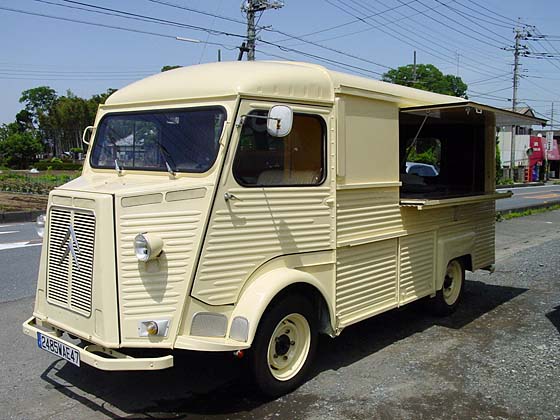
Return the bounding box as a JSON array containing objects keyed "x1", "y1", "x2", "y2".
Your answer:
[{"x1": 233, "y1": 111, "x2": 326, "y2": 186}]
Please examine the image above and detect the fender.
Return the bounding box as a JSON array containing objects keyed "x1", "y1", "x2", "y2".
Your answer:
[
  {"x1": 435, "y1": 231, "x2": 475, "y2": 290},
  {"x1": 230, "y1": 267, "x2": 335, "y2": 346}
]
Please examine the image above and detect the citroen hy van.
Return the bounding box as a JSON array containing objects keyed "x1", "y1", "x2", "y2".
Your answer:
[{"x1": 22, "y1": 61, "x2": 544, "y2": 396}]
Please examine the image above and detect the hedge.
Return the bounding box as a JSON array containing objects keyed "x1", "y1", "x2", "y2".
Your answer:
[{"x1": 33, "y1": 161, "x2": 83, "y2": 171}]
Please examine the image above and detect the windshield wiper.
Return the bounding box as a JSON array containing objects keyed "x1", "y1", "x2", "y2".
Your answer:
[
  {"x1": 156, "y1": 141, "x2": 177, "y2": 177},
  {"x1": 114, "y1": 158, "x2": 123, "y2": 175}
]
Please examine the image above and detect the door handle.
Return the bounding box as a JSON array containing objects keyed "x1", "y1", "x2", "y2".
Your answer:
[{"x1": 224, "y1": 192, "x2": 241, "y2": 202}]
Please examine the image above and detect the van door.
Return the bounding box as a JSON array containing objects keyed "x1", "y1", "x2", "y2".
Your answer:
[{"x1": 191, "y1": 101, "x2": 335, "y2": 306}]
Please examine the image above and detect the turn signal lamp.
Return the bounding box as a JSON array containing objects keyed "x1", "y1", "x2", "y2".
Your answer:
[
  {"x1": 35, "y1": 214, "x2": 46, "y2": 238},
  {"x1": 145, "y1": 321, "x2": 159, "y2": 336}
]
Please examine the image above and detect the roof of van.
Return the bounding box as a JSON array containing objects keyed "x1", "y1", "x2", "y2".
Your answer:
[{"x1": 104, "y1": 61, "x2": 466, "y2": 108}]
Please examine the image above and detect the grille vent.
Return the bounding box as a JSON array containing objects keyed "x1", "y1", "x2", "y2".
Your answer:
[{"x1": 47, "y1": 207, "x2": 95, "y2": 316}]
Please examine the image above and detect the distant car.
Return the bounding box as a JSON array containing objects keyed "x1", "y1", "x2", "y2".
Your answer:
[{"x1": 406, "y1": 162, "x2": 439, "y2": 177}]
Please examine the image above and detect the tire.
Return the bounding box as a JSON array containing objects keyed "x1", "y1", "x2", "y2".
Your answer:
[
  {"x1": 250, "y1": 295, "x2": 317, "y2": 398},
  {"x1": 431, "y1": 259, "x2": 465, "y2": 316}
]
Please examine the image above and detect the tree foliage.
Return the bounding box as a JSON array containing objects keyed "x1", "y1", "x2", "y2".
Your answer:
[
  {"x1": 161, "y1": 65, "x2": 181, "y2": 72},
  {"x1": 0, "y1": 123, "x2": 43, "y2": 169},
  {"x1": 382, "y1": 64, "x2": 468, "y2": 98},
  {"x1": 15, "y1": 87, "x2": 117, "y2": 158}
]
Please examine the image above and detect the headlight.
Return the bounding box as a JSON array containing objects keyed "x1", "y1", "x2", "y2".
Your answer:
[
  {"x1": 134, "y1": 233, "x2": 163, "y2": 262},
  {"x1": 35, "y1": 214, "x2": 46, "y2": 238}
]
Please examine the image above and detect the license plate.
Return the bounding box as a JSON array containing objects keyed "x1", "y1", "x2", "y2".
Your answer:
[{"x1": 37, "y1": 332, "x2": 80, "y2": 367}]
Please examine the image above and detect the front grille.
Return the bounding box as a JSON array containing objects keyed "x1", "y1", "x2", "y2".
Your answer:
[{"x1": 47, "y1": 207, "x2": 96, "y2": 316}]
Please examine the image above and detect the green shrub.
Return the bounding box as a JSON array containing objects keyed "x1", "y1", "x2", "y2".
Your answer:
[{"x1": 34, "y1": 160, "x2": 82, "y2": 171}]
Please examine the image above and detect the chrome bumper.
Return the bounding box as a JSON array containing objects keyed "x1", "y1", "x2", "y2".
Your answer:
[{"x1": 22, "y1": 317, "x2": 173, "y2": 371}]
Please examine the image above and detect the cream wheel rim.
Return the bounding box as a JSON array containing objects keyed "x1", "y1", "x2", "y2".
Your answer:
[
  {"x1": 267, "y1": 313, "x2": 311, "y2": 381},
  {"x1": 443, "y1": 260, "x2": 463, "y2": 305}
]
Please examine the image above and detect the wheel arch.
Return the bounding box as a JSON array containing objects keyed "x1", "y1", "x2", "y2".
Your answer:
[
  {"x1": 230, "y1": 268, "x2": 335, "y2": 347},
  {"x1": 436, "y1": 232, "x2": 475, "y2": 290}
]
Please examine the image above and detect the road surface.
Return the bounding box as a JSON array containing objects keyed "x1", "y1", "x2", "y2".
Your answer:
[
  {"x1": 1, "y1": 211, "x2": 559, "y2": 419},
  {"x1": 497, "y1": 184, "x2": 560, "y2": 211}
]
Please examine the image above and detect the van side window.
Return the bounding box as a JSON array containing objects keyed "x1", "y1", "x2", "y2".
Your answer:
[
  {"x1": 233, "y1": 111, "x2": 325, "y2": 186},
  {"x1": 399, "y1": 110, "x2": 486, "y2": 198}
]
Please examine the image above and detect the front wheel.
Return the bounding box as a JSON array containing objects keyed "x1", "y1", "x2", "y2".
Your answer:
[
  {"x1": 250, "y1": 295, "x2": 317, "y2": 397},
  {"x1": 431, "y1": 259, "x2": 465, "y2": 316}
]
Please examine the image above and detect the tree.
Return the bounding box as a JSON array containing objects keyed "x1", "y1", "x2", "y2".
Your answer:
[
  {"x1": 382, "y1": 64, "x2": 468, "y2": 98},
  {"x1": 161, "y1": 65, "x2": 181, "y2": 72},
  {"x1": 0, "y1": 124, "x2": 43, "y2": 168}
]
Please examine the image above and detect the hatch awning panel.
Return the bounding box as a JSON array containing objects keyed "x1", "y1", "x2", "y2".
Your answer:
[{"x1": 401, "y1": 101, "x2": 547, "y2": 127}]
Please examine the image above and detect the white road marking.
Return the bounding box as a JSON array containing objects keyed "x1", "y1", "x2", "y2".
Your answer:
[
  {"x1": 0, "y1": 231, "x2": 19, "y2": 235},
  {"x1": 0, "y1": 241, "x2": 42, "y2": 251},
  {"x1": 0, "y1": 224, "x2": 26, "y2": 228}
]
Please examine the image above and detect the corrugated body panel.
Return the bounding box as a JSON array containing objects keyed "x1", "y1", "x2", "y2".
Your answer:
[
  {"x1": 118, "y1": 210, "x2": 202, "y2": 318},
  {"x1": 336, "y1": 187, "x2": 401, "y2": 245},
  {"x1": 336, "y1": 239, "x2": 397, "y2": 325},
  {"x1": 398, "y1": 231, "x2": 435, "y2": 305},
  {"x1": 192, "y1": 187, "x2": 333, "y2": 305},
  {"x1": 463, "y1": 201, "x2": 495, "y2": 268}
]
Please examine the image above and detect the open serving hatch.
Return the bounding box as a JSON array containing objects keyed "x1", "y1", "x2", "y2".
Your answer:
[{"x1": 398, "y1": 101, "x2": 546, "y2": 207}]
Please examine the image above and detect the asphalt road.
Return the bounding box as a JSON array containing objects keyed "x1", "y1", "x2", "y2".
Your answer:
[
  {"x1": 497, "y1": 184, "x2": 560, "y2": 211},
  {"x1": 0, "y1": 222, "x2": 42, "y2": 303},
  {"x1": 1, "y1": 213, "x2": 560, "y2": 419}
]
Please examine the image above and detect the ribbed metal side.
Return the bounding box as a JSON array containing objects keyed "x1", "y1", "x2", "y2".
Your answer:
[
  {"x1": 336, "y1": 239, "x2": 398, "y2": 324},
  {"x1": 398, "y1": 231, "x2": 436, "y2": 304},
  {"x1": 193, "y1": 187, "x2": 333, "y2": 305},
  {"x1": 47, "y1": 208, "x2": 95, "y2": 316},
  {"x1": 336, "y1": 188, "x2": 401, "y2": 245},
  {"x1": 118, "y1": 210, "x2": 201, "y2": 318}
]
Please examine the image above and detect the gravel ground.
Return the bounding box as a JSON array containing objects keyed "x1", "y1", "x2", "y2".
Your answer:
[{"x1": 3, "y1": 212, "x2": 560, "y2": 419}]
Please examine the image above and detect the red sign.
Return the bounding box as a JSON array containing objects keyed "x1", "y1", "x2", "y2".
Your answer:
[{"x1": 528, "y1": 136, "x2": 544, "y2": 162}]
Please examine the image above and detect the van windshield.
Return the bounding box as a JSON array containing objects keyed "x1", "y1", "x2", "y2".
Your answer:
[{"x1": 90, "y1": 107, "x2": 226, "y2": 173}]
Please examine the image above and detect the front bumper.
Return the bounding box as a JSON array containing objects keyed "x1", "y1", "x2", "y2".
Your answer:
[{"x1": 23, "y1": 317, "x2": 173, "y2": 371}]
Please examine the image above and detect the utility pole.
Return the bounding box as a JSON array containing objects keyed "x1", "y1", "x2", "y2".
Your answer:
[
  {"x1": 552, "y1": 102, "x2": 555, "y2": 130},
  {"x1": 241, "y1": 0, "x2": 284, "y2": 61},
  {"x1": 505, "y1": 21, "x2": 528, "y2": 178},
  {"x1": 412, "y1": 50, "x2": 417, "y2": 82},
  {"x1": 512, "y1": 26, "x2": 522, "y2": 112}
]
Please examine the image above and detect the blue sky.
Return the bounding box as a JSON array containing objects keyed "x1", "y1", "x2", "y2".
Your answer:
[{"x1": 1, "y1": 0, "x2": 559, "y2": 125}]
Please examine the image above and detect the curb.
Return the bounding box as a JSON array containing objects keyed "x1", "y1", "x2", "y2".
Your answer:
[
  {"x1": 496, "y1": 202, "x2": 560, "y2": 217},
  {"x1": 496, "y1": 182, "x2": 545, "y2": 189},
  {"x1": 0, "y1": 210, "x2": 44, "y2": 224}
]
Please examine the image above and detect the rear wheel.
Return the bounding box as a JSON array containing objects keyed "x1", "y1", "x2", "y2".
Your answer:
[
  {"x1": 250, "y1": 295, "x2": 317, "y2": 397},
  {"x1": 432, "y1": 259, "x2": 465, "y2": 316}
]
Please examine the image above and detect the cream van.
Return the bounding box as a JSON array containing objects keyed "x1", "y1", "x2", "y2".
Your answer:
[{"x1": 23, "y1": 61, "x2": 544, "y2": 396}]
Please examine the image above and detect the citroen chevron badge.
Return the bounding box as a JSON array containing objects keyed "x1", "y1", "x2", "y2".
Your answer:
[{"x1": 60, "y1": 225, "x2": 80, "y2": 270}]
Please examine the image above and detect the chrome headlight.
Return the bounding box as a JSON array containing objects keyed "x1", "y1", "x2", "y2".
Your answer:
[
  {"x1": 134, "y1": 233, "x2": 163, "y2": 262},
  {"x1": 35, "y1": 214, "x2": 46, "y2": 238}
]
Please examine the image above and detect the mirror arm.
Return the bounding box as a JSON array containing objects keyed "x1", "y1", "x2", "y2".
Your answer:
[{"x1": 236, "y1": 114, "x2": 280, "y2": 127}]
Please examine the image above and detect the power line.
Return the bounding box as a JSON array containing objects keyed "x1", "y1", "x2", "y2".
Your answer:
[
  {"x1": 431, "y1": 0, "x2": 513, "y2": 40},
  {"x1": 396, "y1": 0, "x2": 505, "y2": 49},
  {"x1": 312, "y1": 0, "x2": 503, "y2": 78},
  {"x1": 274, "y1": 0, "x2": 421, "y2": 41},
  {"x1": 345, "y1": 0, "x2": 510, "y2": 73},
  {"x1": 55, "y1": 0, "x2": 247, "y2": 39},
  {"x1": 0, "y1": 6, "x2": 240, "y2": 48},
  {"x1": 144, "y1": 0, "x2": 248, "y2": 26}
]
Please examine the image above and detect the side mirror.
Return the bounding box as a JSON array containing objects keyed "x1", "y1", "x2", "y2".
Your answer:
[
  {"x1": 82, "y1": 125, "x2": 94, "y2": 145},
  {"x1": 267, "y1": 105, "x2": 293, "y2": 138}
]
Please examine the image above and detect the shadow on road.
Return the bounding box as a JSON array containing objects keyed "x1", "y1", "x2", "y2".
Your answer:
[
  {"x1": 39, "y1": 279, "x2": 527, "y2": 419},
  {"x1": 546, "y1": 305, "x2": 560, "y2": 334}
]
